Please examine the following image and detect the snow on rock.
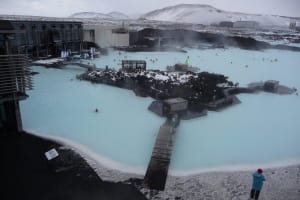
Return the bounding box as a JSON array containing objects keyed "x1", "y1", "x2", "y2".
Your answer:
[
  {"x1": 88, "y1": 69, "x2": 197, "y2": 85},
  {"x1": 154, "y1": 73, "x2": 169, "y2": 81}
]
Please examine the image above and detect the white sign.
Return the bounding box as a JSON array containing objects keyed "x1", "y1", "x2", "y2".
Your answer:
[{"x1": 45, "y1": 148, "x2": 59, "y2": 160}]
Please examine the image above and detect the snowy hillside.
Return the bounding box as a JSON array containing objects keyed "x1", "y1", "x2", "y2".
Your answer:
[
  {"x1": 69, "y1": 12, "x2": 130, "y2": 20},
  {"x1": 141, "y1": 4, "x2": 295, "y2": 27},
  {"x1": 69, "y1": 12, "x2": 108, "y2": 19},
  {"x1": 107, "y1": 12, "x2": 130, "y2": 20}
]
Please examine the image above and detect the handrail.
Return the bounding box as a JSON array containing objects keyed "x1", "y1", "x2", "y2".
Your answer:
[{"x1": 0, "y1": 55, "x2": 33, "y2": 96}]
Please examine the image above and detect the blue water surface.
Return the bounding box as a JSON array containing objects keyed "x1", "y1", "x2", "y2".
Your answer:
[{"x1": 21, "y1": 48, "x2": 300, "y2": 174}]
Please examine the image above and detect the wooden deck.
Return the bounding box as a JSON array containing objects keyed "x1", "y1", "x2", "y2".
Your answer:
[{"x1": 144, "y1": 116, "x2": 179, "y2": 190}]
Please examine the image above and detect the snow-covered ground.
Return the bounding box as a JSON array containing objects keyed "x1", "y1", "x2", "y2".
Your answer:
[
  {"x1": 88, "y1": 70, "x2": 199, "y2": 85},
  {"x1": 152, "y1": 165, "x2": 300, "y2": 200},
  {"x1": 141, "y1": 4, "x2": 298, "y2": 27}
]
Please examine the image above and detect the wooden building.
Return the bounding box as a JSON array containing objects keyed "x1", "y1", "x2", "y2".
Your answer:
[
  {"x1": 264, "y1": 80, "x2": 279, "y2": 93},
  {"x1": 0, "y1": 21, "x2": 33, "y2": 134},
  {"x1": 162, "y1": 98, "x2": 188, "y2": 115},
  {"x1": 121, "y1": 60, "x2": 146, "y2": 72}
]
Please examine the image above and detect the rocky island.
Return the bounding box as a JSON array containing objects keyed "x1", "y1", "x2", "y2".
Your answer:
[{"x1": 76, "y1": 60, "x2": 296, "y2": 120}]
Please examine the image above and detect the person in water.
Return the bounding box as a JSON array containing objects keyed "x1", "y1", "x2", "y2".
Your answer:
[
  {"x1": 250, "y1": 168, "x2": 266, "y2": 200},
  {"x1": 95, "y1": 108, "x2": 99, "y2": 113}
]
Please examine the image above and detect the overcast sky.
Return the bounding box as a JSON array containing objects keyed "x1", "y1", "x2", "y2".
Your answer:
[{"x1": 0, "y1": 0, "x2": 299, "y2": 18}]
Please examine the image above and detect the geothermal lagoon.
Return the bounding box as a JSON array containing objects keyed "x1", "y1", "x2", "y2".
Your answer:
[{"x1": 21, "y1": 48, "x2": 300, "y2": 175}]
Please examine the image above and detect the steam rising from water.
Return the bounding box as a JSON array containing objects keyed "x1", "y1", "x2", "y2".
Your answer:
[{"x1": 21, "y1": 48, "x2": 300, "y2": 174}]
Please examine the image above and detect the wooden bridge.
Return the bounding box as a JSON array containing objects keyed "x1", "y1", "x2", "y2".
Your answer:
[{"x1": 144, "y1": 114, "x2": 180, "y2": 190}]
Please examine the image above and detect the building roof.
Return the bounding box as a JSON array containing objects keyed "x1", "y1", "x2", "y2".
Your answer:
[
  {"x1": 122, "y1": 60, "x2": 146, "y2": 64},
  {"x1": 265, "y1": 80, "x2": 279, "y2": 84},
  {"x1": 0, "y1": 20, "x2": 16, "y2": 33}
]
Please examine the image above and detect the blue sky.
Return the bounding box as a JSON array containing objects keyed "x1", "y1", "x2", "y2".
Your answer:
[{"x1": 0, "y1": 0, "x2": 299, "y2": 17}]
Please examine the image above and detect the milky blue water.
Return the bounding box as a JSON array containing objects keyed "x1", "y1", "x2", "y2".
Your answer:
[{"x1": 21, "y1": 48, "x2": 300, "y2": 175}]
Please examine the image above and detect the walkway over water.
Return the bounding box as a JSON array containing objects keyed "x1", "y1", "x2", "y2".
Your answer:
[
  {"x1": 144, "y1": 115, "x2": 180, "y2": 190},
  {"x1": 67, "y1": 62, "x2": 99, "y2": 71},
  {"x1": 32, "y1": 58, "x2": 103, "y2": 71}
]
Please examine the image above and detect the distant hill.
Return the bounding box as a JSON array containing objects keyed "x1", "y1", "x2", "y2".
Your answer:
[
  {"x1": 140, "y1": 4, "x2": 296, "y2": 27},
  {"x1": 107, "y1": 12, "x2": 130, "y2": 20},
  {"x1": 69, "y1": 11, "x2": 130, "y2": 20},
  {"x1": 1, "y1": 4, "x2": 299, "y2": 28}
]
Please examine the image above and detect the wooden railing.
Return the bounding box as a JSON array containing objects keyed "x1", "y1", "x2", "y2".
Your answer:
[{"x1": 0, "y1": 55, "x2": 33, "y2": 96}]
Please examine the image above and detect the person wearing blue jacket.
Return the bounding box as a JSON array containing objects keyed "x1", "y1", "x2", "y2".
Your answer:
[{"x1": 250, "y1": 168, "x2": 266, "y2": 199}]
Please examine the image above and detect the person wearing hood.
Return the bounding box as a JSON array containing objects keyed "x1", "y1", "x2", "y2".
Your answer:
[{"x1": 250, "y1": 168, "x2": 266, "y2": 200}]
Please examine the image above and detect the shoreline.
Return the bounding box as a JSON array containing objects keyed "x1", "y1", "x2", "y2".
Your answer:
[
  {"x1": 26, "y1": 130, "x2": 300, "y2": 177},
  {"x1": 160, "y1": 165, "x2": 300, "y2": 200},
  {"x1": 25, "y1": 131, "x2": 300, "y2": 199}
]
